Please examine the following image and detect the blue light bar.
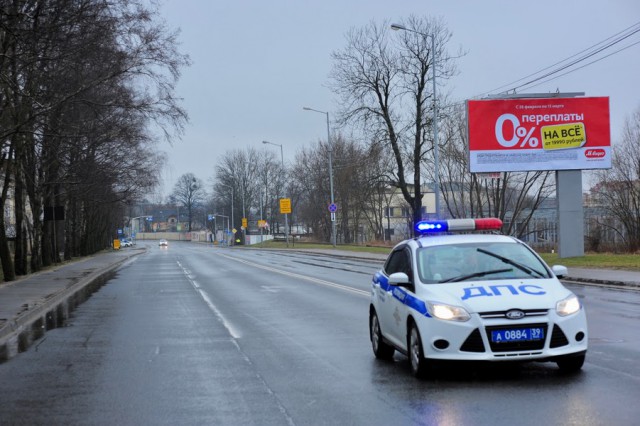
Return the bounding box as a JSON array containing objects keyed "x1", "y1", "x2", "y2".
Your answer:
[
  {"x1": 416, "y1": 221, "x2": 449, "y2": 232},
  {"x1": 415, "y1": 218, "x2": 503, "y2": 234}
]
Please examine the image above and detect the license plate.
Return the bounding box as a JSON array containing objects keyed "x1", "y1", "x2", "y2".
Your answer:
[{"x1": 491, "y1": 327, "x2": 545, "y2": 343}]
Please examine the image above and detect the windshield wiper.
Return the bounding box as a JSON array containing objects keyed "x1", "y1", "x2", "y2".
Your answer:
[
  {"x1": 441, "y1": 268, "x2": 513, "y2": 283},
  {"x1": 476, "y1": 248, "x2": 546, "y2": 278}
]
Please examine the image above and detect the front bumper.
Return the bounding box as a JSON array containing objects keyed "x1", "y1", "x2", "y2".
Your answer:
[{"x1": 415, "y1": 308, "x2": 588, "y2": 362}]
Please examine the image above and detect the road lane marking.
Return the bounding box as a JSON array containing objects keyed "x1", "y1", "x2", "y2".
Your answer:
[
  {"x1": 177, "y1": 260, "x2": 242, "y2": 339},
  {"x1": 216, "y1": 253, "x2": 370, "y2": 297},
  {"x1": 175, "y1": 259, "x2": 297, "y2": 425}
]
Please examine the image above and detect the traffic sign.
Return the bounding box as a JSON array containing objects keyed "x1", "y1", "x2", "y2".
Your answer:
[
  {"x1": 328, "y1": 203, "x2": 338, "y2": 213},
  {"x1": 280, "y1": 198, "x2": 292, "y2": 214}
]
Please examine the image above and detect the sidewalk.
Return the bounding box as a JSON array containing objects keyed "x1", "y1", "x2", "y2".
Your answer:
[
  {"x1": 0, "y1": 248, "x2": 143, "y2": 362},
  {"x1": 561, "y1": 267, "x2": 640, "y2": 288},
  {"x1": 0, "y1": 246, "x2": 638, "y2": 363}
]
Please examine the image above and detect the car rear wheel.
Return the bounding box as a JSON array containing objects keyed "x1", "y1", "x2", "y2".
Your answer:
[
  {"x1": 370, "y1": 311, "x2": 394, "y2": 360},
  {"x1": 556, "y1": 353, "x2": 585, "y2": 373},
  {"x1": 409, "y1": 324, "x2": 428, "y2": 378}
]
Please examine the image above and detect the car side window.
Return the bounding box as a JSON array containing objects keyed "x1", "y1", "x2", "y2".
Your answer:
[{"x1": 385, "y1": 248, "x2": 413, "y2": 282}]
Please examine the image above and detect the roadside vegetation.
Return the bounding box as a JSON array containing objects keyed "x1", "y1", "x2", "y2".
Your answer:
[
  {"x1": 0, "y1": 1, "x2": 188, "y2": 282},
  {"x1": 539, "y1": 252, "x2": 640, "y2": 271}
]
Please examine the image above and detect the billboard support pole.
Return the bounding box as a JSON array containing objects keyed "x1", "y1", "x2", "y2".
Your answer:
[{"x1": 556, "y1": 170, "x2": 585, "y2": 258}]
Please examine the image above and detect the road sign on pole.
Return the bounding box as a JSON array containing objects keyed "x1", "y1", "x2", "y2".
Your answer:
[{"x1": 280, "y1": 198, "x2": 292, "y2": 214}]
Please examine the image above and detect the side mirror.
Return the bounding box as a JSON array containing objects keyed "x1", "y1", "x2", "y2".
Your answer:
[
  {"x1": 552, "y1": 265, "x2": 568, "y2": 279},
  {"x1": 388, "y1": 272, "x2": 410, "y2": 286}
]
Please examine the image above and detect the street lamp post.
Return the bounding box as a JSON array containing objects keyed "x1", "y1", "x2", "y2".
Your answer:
[
  {"x1": 262, "y1": 140, "x2": 289, "y2": 247},
  {"x1": 303, "y1": 107, "x2": 337, "y2": 247},
  {"x1": 391, "y1": 23, "x2": 440, "y2": 219}
]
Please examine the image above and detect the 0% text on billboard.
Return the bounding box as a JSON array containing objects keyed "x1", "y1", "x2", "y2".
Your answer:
[{"x1": 495, "y1": 114, "x2": 539, "y2": 149}]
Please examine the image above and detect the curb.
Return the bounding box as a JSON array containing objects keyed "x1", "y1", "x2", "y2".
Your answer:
[{"x1": 563, "y1": 276, "x2": 640, "y2": 289}]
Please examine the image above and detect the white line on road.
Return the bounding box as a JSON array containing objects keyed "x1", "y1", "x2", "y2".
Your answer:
[
  {"x1": 176, "y1": 259, "x2": 296, "y2": 425},
  {"x1": 177, "y1": 260, "x2": 242, "y2": 339}
]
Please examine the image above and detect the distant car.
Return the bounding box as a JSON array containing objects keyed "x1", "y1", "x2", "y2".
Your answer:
[
  {"x1": 370, "y1": 218, "x2": 587, "y2": 378},
  {"x1": 120, "y1": 238, "x2": 133, "y2": 247},
  {"x1": 158, "y1": 239, "x2": 168, "y2": 247}
]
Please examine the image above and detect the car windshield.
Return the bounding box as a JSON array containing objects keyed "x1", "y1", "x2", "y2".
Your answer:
[{"x1": 416, "y1": 242, "x2": 550, "y2": 283}]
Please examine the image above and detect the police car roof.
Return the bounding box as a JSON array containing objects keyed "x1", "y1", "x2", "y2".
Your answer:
[{"x1": 395, "y1": 233, "x2": 517, "y2": 250}]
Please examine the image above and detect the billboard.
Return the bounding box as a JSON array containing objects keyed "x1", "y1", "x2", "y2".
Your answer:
[{"x1": 467, "y1": 97, "x2": 611, "y2": 173}]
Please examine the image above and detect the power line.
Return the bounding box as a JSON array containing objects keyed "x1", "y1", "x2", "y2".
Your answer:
[
  {"x1": 517, "y1": 39, "x2": 640, "y2": 92},
  {"x1": 509, "y1": 25, "x2": 640, "y2": 93},
  {"x1": 472, "y1": 21, "x2": 640, "y2": 99}
]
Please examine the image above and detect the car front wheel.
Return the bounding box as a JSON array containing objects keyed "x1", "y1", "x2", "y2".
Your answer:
[
  {"x1": 370, "y1": 310, "x2": 394, "y2": 360},
  {"x1": 409, "y1": 324, "x2": 428, "y2": 378}
]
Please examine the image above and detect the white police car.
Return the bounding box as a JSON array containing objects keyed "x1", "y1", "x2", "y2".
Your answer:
[{"x1": 369, "y1": 218, "x2": 587, "y2": 378}]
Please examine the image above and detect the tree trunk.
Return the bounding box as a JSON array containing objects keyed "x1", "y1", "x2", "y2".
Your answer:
[{"x1": 0, "y1": 154, "x2": 15, "y2": 281}]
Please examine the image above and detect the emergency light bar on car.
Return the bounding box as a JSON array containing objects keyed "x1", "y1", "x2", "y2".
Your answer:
[{"x1": 415, "y1": 218, "x2": 503, "y2": 233}]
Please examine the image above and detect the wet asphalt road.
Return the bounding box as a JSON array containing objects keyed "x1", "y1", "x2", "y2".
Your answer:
[{"x1": 0, "y1": 242, "x2": 638, "y2": 425}]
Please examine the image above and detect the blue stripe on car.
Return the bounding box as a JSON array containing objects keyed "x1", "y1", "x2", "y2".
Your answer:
[{"x1": 373, "y1": 272, "x2": 430, "y2": 317}]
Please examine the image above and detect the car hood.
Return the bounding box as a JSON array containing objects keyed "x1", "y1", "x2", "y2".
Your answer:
[{"x1": 421, "y1": 279, "x2": 572, "y2": 313}]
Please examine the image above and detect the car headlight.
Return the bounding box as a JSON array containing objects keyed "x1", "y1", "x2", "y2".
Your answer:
[
  {"x1": 556, "y1": 294, "x2": 581, "y2": 316},
  {"x1": 427, "y1": 302, "x2": 470, "y2": 322}
]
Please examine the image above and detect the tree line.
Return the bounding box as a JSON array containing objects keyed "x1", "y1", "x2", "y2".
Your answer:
[{"x1": 0, "y1": 0, "x2": 188, "y2": 281}]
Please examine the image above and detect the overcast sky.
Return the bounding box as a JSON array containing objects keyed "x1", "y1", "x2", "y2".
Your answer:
[{"x1": 152, "y1": 0, "x2": 640, "y2": 196}]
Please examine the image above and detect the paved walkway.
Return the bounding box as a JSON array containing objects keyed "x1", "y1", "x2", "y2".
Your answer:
[
  {"x1": 0, "y1": 246, "x2": 638, "y2": 362},
  {"x1": 0, "y1": 249, "x2": 142, "y2": 361}
]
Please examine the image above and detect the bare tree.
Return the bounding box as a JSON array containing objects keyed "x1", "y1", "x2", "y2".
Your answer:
[
  {"x1": 592, "y1": 105, "x2": 640, "y2": 251},
  {"x1": 332, "y1": 134, "x2": 395, "y2": 243},
  {"x1": 209, "y1": 135, "x2": 393, "y2": 244},
  {"x1": 288, "y1": 133, "x2": 391, "y2": 243},
  {"x1": 213, "y1": 148, "x2": 262, "y2": 240},
  {"x1": 0, "y1": 0, "x2": 188, "y2": 281},
  {"x1": 330, "y1": 15, "x2": 460, "y2": 235},
  {"x1": 290, "y1": 140, "x2": 333, "y2": 242},
  {"x1": 359, "y1": 141, "x2": 397, "y2": 241},
  {"x1": 170, "y1": 174, "x2": 206, "y2": 232},
  {"x1": 256, "y1": 149, "x2": 284, "y2": 233}
]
